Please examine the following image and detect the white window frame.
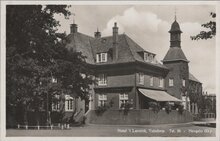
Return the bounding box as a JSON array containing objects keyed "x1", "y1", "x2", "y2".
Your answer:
[
  {"x1": 52, "y1": 102, "x2": 60, "y2": 111},
  {"x1": 138, "y1": 72, "x2": 144, "y2": 85},
  {"x1": 98, "y1": 94, "x2": 107, "y2": 107},
  {"x1": 169, "y1": 78, "x2": 174, "y2": 86},
  {"x1": 149, "y1": 54, "x2": 154, "y2": 62},
  {"x1": 101, "y1": 53, "x2": 107, "y2": 62},
  {"x1": 98, "y1": 74, "x2": 107, "y2": 86},
  {"x1": 96, "y1": 53, "x2": 107, "y2": 63},
  {"x1": 65, "y1": 95, "x2": 74, "y2": 111},
  {"x1": 159, "y1": 78, "x2": 164, "y2": 87},
  {"x1": 150, "y1": 76, "x2": 154, "y2": 86},
  {"x1": 144, "y1": 52, "x2": 154, "y2": 63},
  {"x1": 96, "y1": 53, "x2": 101, "y2": 63},
  {"x1": 119, "y1": 93, "x2": 129, "y2": 109},
  {"x1": 144, "y1": 52, "x2": 149, "y2": 62},
  {"x1": 51, "y1": 77, "x2": 57, "y2": 83},
  {"x1": 182, "y1": 79, "x2": 186, "y2": 87}
]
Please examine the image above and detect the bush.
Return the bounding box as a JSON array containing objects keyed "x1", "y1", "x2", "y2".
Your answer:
[
  {"x1": 95, "y1": 105, "x2": 109, "y2": 116},
  {"x1": 178, "y1": 105, "x2": 184, "y2": 115},
  {"x1": 123, "y1": 102, "x2": 132, "y2": 115},
  {"x1": 81, "y1": 116, "x2": 87, "y2": 125},
  {"x1": 149, "y1": 102, "x2": 160, "y2": 113},
  {"x1": 165, "y1": 103, "x2": 172, "y2": 114}
]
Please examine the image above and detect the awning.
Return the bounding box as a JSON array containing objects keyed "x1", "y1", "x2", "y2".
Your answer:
[{"x1": 138, "y1": 88, "x2": 182, "y2": 102}]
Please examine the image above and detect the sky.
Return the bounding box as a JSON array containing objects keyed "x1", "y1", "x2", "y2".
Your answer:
[{"x1": 55, "y1": 5, "x2": 216, "y2": 94}]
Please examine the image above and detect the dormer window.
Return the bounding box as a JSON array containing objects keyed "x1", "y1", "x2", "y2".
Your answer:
[
  {"x1": 144, "y1": 52, "x2": 155, "y2": 63},
  {"x1": 159, "y1": 78, "x2": 164, "y2": 88},
  {"x1": 144, "y1": 52, "x2": 148, "y2": 62},
  {"x1": 96, "y1": 53, "x2": 107, "y2": 63}
]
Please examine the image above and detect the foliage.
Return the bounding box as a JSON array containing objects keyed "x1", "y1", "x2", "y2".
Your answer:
[
  {"x1": 164, "y1": 102, "x2": 172, "y2": 114},
  {"x1": 6, "y1": 5, "x2": 94, "y2": 125},
  {"x1": 177, "y1": 105, "x2": 184, "y2": 115},
  {"x1": 198, "y1": 96, "x2": 216, "y2": 116},
  {"x1": 81, "y1": 116, "x2": 87, "y2": 125},
  {"x1": 191, "y1": 12, "x2": 216, "y2": 40},
  {"x1": 95, "y1": 105, "x2": 109, "y2": 116},
  {"x1": 149, "y1": 102, "x2": 160, "y2": 113},
  {"x1": 120, "y1": 102, "x2": 132, "y2": 115}
]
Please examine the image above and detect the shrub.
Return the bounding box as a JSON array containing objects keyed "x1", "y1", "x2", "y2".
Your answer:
[
  {"x1": 178, "y1": 105, "x2": 184, "y2": 115},
  {"x1": 149, "y1": 102, "x2": 160, "y2": 113},
  {"x1": 165, "y1": 103, "x2": 172, "y2": 114},
  {"x1": 95, "y1": 105, "x2": 109, "y2": 116},
  {"x1": 81, "y1": 116, "x2": 87, "y2": 125}
]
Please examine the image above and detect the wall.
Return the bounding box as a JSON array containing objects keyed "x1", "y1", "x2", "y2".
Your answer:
[
  {"x1": 164, "y1": 61, "x2": 189, "y2": 99},
  {"x1": 86, "y1": 109, "x2": 193, "y2": 125},
  {"x1": 136, "y1": 73, "x2": 165, "y2": 90},
  {"x1": 94, "y1": 87, "x2": 136, "y2": 110},
  {"x1": 95, "y1": 72, "x2": 135, "y2": 88}
]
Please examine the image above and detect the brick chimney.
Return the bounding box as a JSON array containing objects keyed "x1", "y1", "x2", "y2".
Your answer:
[
  {"x1": 70, "y1": 24, "x2": 78, "y2": 33},
  {"x1": 113, "y1": 22, "x2": 119, "y2": 60},
  {"x1": 94, "y1": 28, "x2": 101, "y2": 38}
]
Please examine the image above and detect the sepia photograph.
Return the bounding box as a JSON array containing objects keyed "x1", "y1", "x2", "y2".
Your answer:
[{"x1": 1, "y1": 1, "x2": 219, "y2": 140}]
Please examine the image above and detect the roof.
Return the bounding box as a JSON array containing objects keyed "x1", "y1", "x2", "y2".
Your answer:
[
  {"x1": 163, "y1": 47, "x2": 188, "y2": 62},
  {"x1": 189, "y1": 73, "x2": 201, "y2": 83},
  {"x1": 66, "y1": 32, "x2": 95, "y2": 64},
  {"x1": 169, "y1": 20, "x2": 182, "y2": 33},
  {"x1": 138, "y1": 88, "x2": 182, "y2": 102},
  {"x1": 65, "y1": 32, "x2": 167, "y2": 69}
]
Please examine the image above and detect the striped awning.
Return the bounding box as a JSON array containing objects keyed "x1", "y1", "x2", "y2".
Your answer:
[{"x1": 138, "y1": 88, "x2": 182, "y2": 102}]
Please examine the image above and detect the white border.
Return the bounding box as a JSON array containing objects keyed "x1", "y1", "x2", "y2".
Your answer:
[{"x1": 1, "y1": 1, "x2": 220, "y2": 141}]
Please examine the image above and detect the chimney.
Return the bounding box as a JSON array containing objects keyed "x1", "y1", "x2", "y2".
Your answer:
[
  {"x1": 94, "y1": 28, "x2": 101, "y2": 38},
  {"x1": 113, "y1": 22, "x2": 118, "y2": 44},
  {"x1": 70, "y1": 24, "x2": 78, "y2": 33},
  {"x1": 112, "y1": 22, "x2": 119, "y2": 60}
]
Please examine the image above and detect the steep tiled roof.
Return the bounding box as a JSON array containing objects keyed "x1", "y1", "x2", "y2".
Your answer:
[
  {"x1": 65, "y1": 32, "x2": 167, "y2": 69},
  {"x1": 163, "y1": 47, "x2": 188, "y2": 62},
  {"x1": 189, "y1": 73, "x2": 201, "y2": 83},
  {"x1": 66, "y1": 32, "x2": 95, "y2": 64}
]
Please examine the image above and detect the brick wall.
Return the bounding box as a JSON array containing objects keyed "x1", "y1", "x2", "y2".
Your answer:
[
  {"x1": 136, "y1": 73, "x2": 165, "y2": 90},
  {"x1": 86, "y1": 109, "x2": 193, "y2": 125},
  {"x1": 94, "y1": 87, "x2": 136, "y2": 110},
  {"x1": 164, "y1": 61, "x2": 189, "y2": 99}
]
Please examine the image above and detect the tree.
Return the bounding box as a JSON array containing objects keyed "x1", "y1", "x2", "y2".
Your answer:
[
  {"x1": 6, "y1": 5, "x2": 94, "y2": 127},
  {"x1": 191, "y1": 12, "x2": 216, "y2": 40}
]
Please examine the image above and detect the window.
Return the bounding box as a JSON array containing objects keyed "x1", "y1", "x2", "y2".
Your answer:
[
  {"x1": 65, "y1": 95, "x2": 73, "y2": 111},
  {"x1": 119, "y1": 93, "x2": 128, "y2": 108},
  {"x1": 52, "y1": 94, "x2": 60, "y2": 111},
  {"x1": 98, "y1": 74, "x2": 107, "y2": 85},
  {"x1": 96, "y1": 53, "x2": 107, "y2": 63},
  {"x1": 149, "y1": 54, "x2": 154, "y2": 62},
  {"x1": 98, "y1": 94, "x2": 107, "y2": 107},
  {"x1": 144, "y1": 52, "x2": 155, "y2": 63},
  {"x1": 159, "y1": 78, "x2": 164, "y2": 87},
  {"x1": 182, "y1": 79, "x2": 186, "y2": 87},
  {"x1": 51, "y1": 77, "x2": 57, "y2": 83},
  {"x1": 138, "y1": 72, "x2": 144, "y2": 85},
  {"x1": 52, "y1": 102, "x2": 60, "y2": 111},
  {"x1": 150, "y1": 76, "x2": 154, "y2": 86},
  {"x1": 96, "y1": 53, "x2": 101, "y2": 62},
  {"x1": 169, "y1": 78, "x2": 174, "y2": 86},
  {"x1": 144, "y1": 52, "x2": 149, "y2": 62}
]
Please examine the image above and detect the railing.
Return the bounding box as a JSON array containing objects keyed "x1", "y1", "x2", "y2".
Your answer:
[{"x1": 203, "y1": 113, "x2": 216, "y2": 118}]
